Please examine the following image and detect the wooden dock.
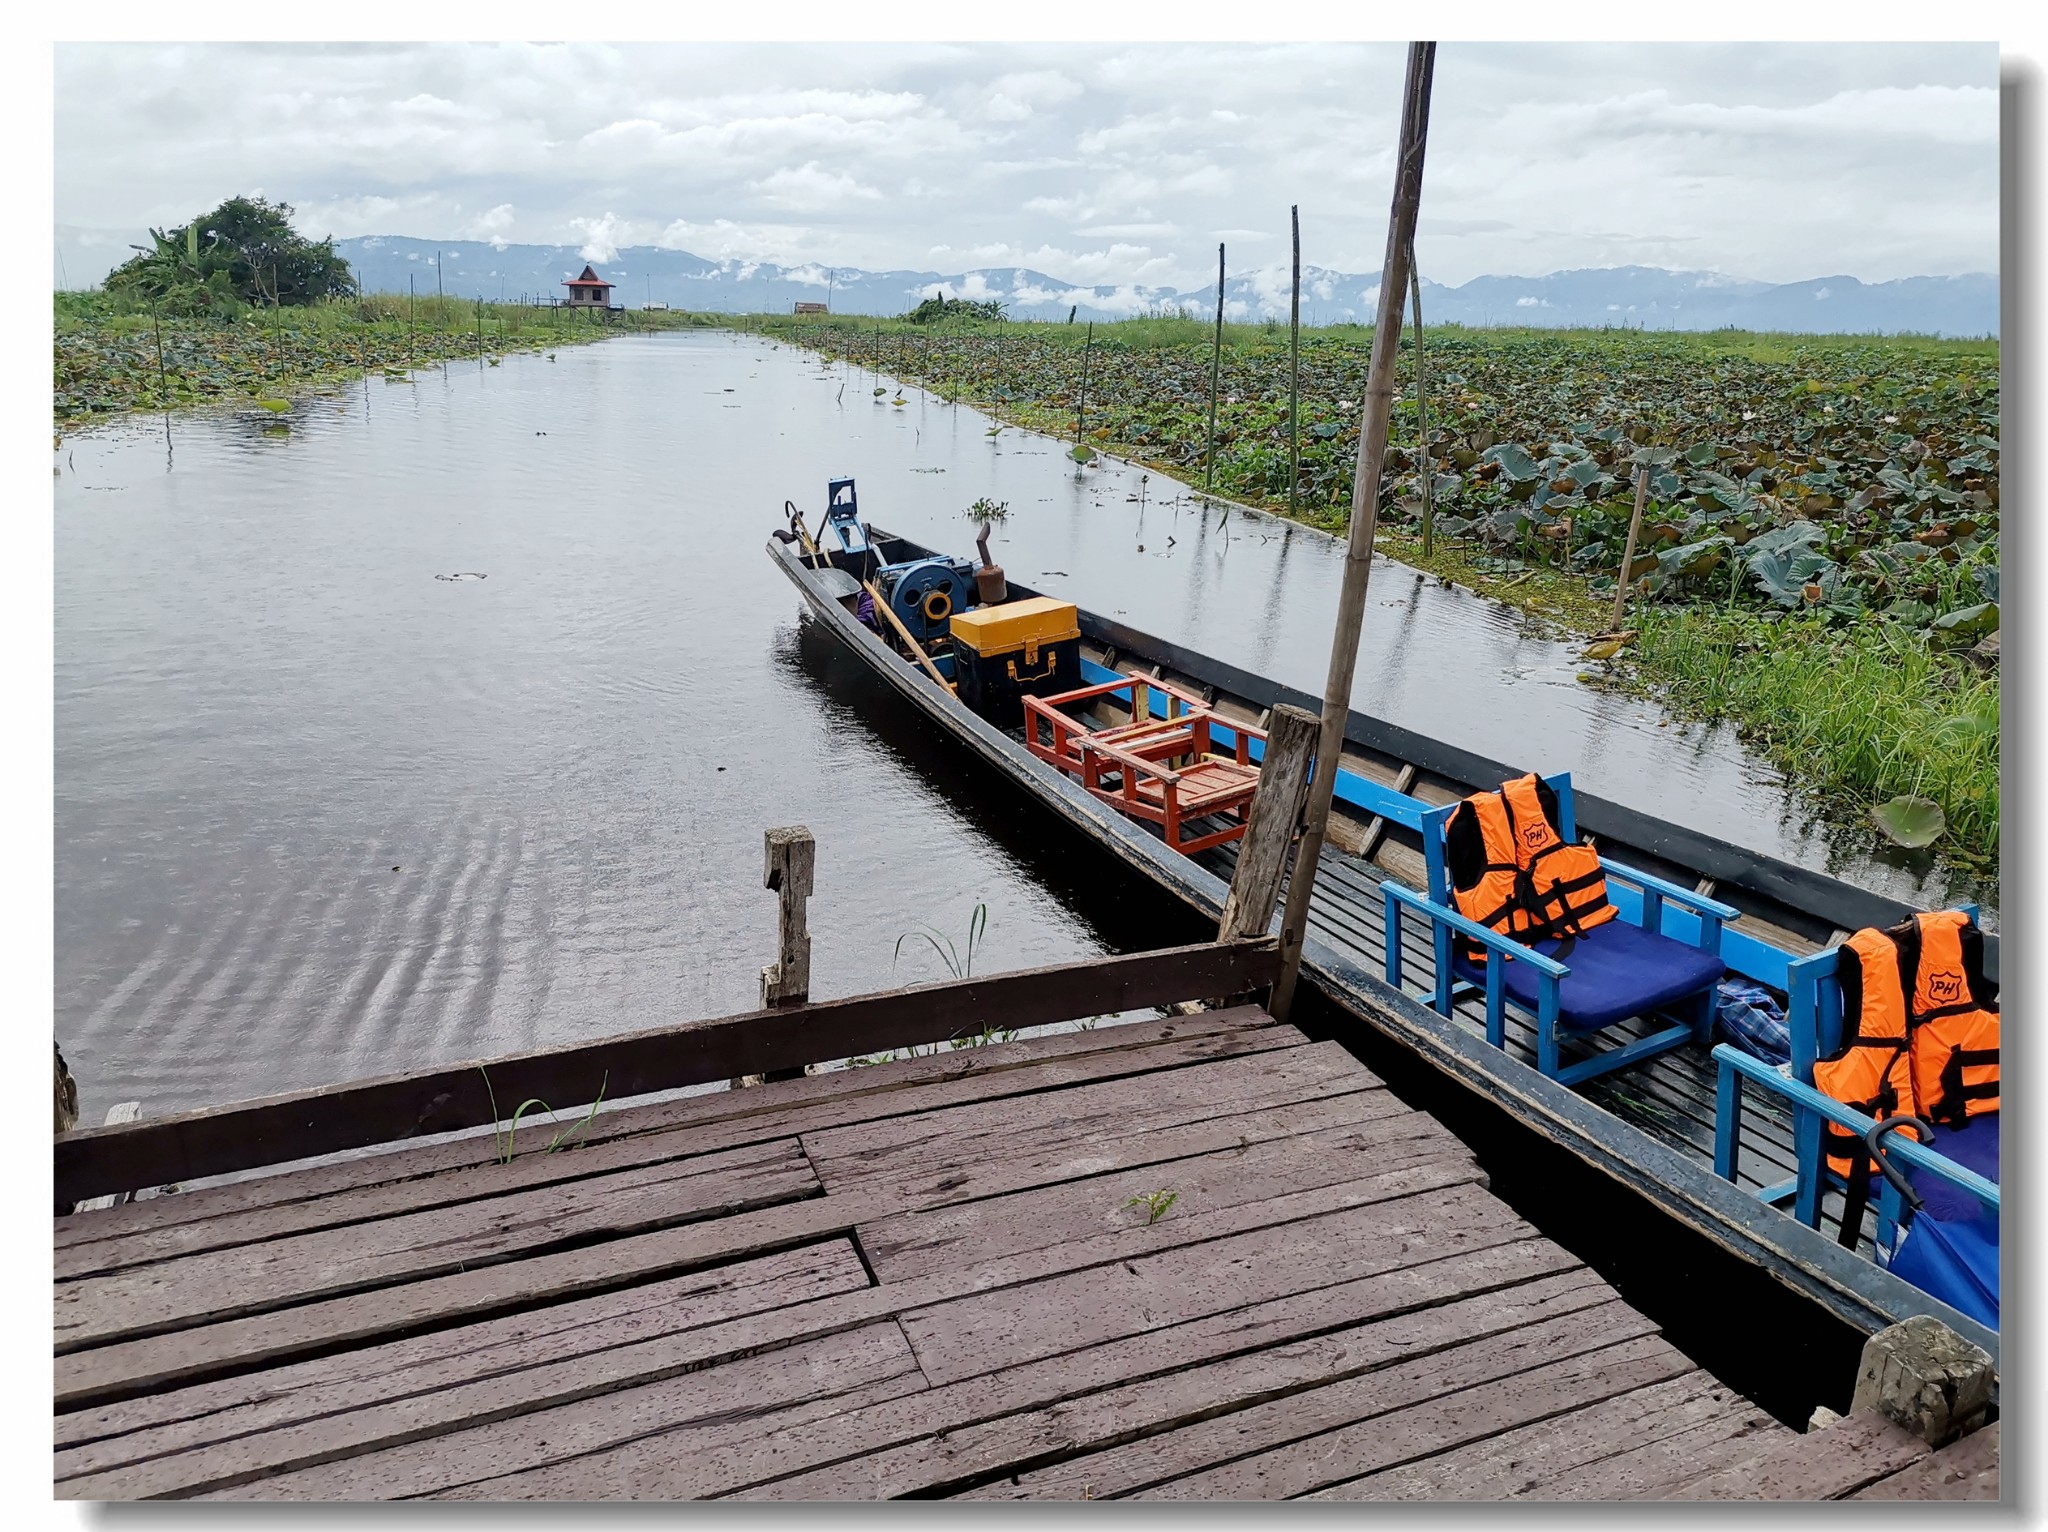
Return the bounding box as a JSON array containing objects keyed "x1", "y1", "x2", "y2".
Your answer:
[
  {"x1": 58, "y1": 997, "x2": 1785, "y2": 1501},
  {"x1": 56, "y1": 804, "x2": 1996, "y2": 1502}
]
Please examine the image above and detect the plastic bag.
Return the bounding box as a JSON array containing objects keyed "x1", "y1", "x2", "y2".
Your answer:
[{"x1": 1715, "y1": 979, "x2": 1791, "y2": 1066}]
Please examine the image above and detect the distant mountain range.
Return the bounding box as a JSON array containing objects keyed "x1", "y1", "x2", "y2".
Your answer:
[{"x1": 324, "y1": 236, "x2": 1997, "y2": 337}]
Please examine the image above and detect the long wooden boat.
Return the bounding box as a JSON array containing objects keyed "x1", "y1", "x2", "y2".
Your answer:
[{"x1": 766, "y1": 514, "x2": 1999, "y2": 1363}]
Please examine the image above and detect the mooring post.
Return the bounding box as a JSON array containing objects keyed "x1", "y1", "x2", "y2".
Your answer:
[
  {"x1": 1846, "y1": 1315, "x2": 1995, "y2": 1447},
  {"x1": 1219, "y1": 704, "x2": 1320, "y2": 942},
  {"x1": 737, "y1": 825, "x2": 817, "y2": 1088}
]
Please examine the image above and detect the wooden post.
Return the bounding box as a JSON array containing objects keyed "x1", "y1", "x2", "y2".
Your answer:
[
  {"x1": 1848, "y1": 1316, "x2": 1994, "y2": 1447},
  {"x1": 1410, "y1": 243, "x2": 1433, "y2": 558},
  {"x1": 740, "y1": 826, "x2": 816, "y2": 1087},
  {"x1": 1288, "y1": 207, "x2": 1301, "y2": 516},
  {"x1": 1272, "y1": 41, "x2": 1436, "y2": 1024},
  {"x1": 1611, "y1": 466, "x2": 1652, "y2": 632},
  {"x1": 75, "y1": 1102, "x2": 144, "y2": 1211},
  {"x1": 1205, "y1": 242, "x2": 1225, "y2": 491},
  {"x1": 1218, "y1": 704, "x2": 1319, "y2": 941}
]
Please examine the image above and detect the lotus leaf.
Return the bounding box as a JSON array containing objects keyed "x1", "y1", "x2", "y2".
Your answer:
[
  {"x1": 1871, "y1": 795, "x2": 1946, "y2": 850},
  {"x1": 1930, "y1": 602, "x2": 1998, "y2": 640}
]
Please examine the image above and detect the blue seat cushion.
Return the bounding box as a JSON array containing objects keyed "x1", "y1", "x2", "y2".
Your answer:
[
  {"x1": 1911, "y1": 1111, "x2": 1998, "y2": 1226},
  {"x1": 1451, "y1": 917, "x2": 1725, "y2": 1034}
]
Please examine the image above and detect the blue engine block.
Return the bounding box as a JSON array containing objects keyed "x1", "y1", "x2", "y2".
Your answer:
[{"x1": 877, "y1": 556, "x2": 977, "y2": 643}]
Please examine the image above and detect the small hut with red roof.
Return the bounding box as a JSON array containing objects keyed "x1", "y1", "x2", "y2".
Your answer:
[{"x1": 562, "y1": 264, "x2": 616, "y2": 310}]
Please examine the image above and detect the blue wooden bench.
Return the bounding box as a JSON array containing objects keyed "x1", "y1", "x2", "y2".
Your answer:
[
  {"x1": 1379, "y1": 772, "x2": 1737, "y2": 1087},
  {"x1": 1710, "y1": 910, "x2": 1999, "y2": 1250}
]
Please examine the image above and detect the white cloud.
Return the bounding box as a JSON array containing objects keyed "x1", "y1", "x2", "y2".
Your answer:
[
  {"x1": 751, "y1": 161, "x2": 883, "y2": 211},
  {"x1": 568, "y1": 212, "x2": 639, "y2": 263},
  {"x1": 51, "y1": 42, "x2": 1998, "y2": 291}
]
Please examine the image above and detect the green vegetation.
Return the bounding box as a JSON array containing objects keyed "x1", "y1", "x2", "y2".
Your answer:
[
  {"x1": 905, "y1": 293, "x2": 1008, "y2": 324},
  {"x1": 1125, "y1": 1189, "x2": 1179, "y2": 1225},
  {"x1": 53, "y1": 289, "x2": 725, "y2": 426},
  {"x1": 104, "y1": 196, "x2": 356, "y2": 315},
  {"x1": 761, "y1": 314, "x2": 2000, "y2": 868},
  {"x1": 478, "y1": 1067, "x2": 608, "y2": 1163}
]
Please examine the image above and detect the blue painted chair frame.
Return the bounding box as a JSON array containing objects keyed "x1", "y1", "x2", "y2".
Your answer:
[
  {"x1": 1379, "y1": 771, "x2": 1738, "y2": 1088},
  {"x1": 1711, "y1": 1044, "x2": 1999, "y2": 1259},
  {"x1": 1723, "y1": 907, "x2": 1982, "y2": 1227}
]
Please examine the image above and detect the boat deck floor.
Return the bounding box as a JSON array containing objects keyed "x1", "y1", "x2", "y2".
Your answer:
[
  {"x1": 1199, "y1": 840, "x2": 1877, "y2": 1249},
  {"x1": 57, "y1": 1006, "x2": 1847, "y2": 1502}
]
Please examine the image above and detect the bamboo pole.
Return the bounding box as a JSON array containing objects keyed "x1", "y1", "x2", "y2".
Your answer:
[
  {"x1": 1272, "y1": 41, "x2": 1437, "y2": 1024},
  {"x1": 1289, "y1": 206, "x2": 1302, "y2": 516},
  {"x1": 1076, "y1": 321, "x2": 1094, "y2": 452},
  {"x1": 1611, "y1": 466, "x2": 1652, "y2": 631},
  {"x1": 1410, "y1": 243, "x2": 1433, "y2": 558},
  {"x1": 1205, "y1": 243, "x2": 1225, "y2": 491}
]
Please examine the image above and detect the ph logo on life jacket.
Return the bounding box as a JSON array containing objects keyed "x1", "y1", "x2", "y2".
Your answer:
[
  {"x1": 1926, "y1": 970, "x2": 1965, "y2": 1004},
  {"x1": 1520, "y1": 823, "x2": 1548, "y2": 849}
]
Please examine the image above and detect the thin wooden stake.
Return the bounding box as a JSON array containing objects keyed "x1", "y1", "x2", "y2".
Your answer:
[
  {"x1": 1272, "y1": 40, "x2": 1436, "y2": 1024},
  {"x1": 1206, "y1": 242, "x2": 1225, "y2": 491},
  {"x1": 1612, "y1": 466, "x2": 1651, "y2": 632},
  {"x1": 1289, "y1": 206, "x2": 1302, "y2": 516},
  {"x1": 149, "y1": 302, "x2": 170, "y2": 405},
  {"x1": 1076, "y1": 321, "x2": 1094, "y2": 450},
  {"x1": 1410, "y1": 243, "x2": 1432, "y2": 558}
]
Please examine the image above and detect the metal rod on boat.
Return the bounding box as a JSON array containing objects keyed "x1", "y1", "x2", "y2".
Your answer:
[{"x1": 1271, "y1": 41, "x2": 1437, "y2": 1024}]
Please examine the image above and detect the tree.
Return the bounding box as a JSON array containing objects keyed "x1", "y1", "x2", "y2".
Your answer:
[
  {"x1": 907, "y1": 293, "x2": 1006, "y2": 324},
  {"x1": 104, "y1": 196, "x2": 355, "y2": 314}
]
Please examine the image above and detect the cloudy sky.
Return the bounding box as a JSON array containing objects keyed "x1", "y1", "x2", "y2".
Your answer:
[{"x1": 53, "y1": 41, "x2": 1999, "y2": 289}]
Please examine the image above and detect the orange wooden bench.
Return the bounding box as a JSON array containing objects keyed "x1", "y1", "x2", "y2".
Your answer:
[{"x1": 1022, "y1": 673, "x2": 1265, "y2": 855}]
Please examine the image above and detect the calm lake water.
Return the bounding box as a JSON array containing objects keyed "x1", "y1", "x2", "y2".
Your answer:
[{"x1": 54, "y1": 331, "x2": 1985, "y2": 1118}]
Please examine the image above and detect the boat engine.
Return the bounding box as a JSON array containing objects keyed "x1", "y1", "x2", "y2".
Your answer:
[
  {"x1": 875, "y1": 555, "x2": 977, "y2": 644},
  {"x1": 822, "y1": 476, "x2": 873, "y2": 563}
]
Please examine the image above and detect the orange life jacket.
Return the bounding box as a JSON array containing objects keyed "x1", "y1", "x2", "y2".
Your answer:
[
  {"x1": 1445, "y1": 773, "x2": 1616, "y2": 961},
  {"x1": 1814, "y1": 910, "x2": 1999, "y2": 1175},
  {"x1": 1900, "y1": 909, "x2": 2000, "y2": 1129}
]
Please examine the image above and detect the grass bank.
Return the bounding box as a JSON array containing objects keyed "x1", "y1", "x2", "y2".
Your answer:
[
  {"x1": 757, "y1": 314, "x2": 2000, "y2": 870},
  {"x1": 53, "y1": 292, "x2": 725, "y2": 427}
]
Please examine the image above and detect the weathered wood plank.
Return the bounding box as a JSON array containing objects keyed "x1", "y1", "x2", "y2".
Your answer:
[
  {"x1": 203, "y1": 1322, "x2": 927, "y2": 1501},
  {"x1": 804, "y1": 1040, "x2": 1379, "y2": 1195},
  {"x1": 52, "y1": 1009, "x2": 1293, "y2": 1250},
  {"x1": 900, "y1": 1182, "x2": 1516, "y2": 1389},
  {"x1": 1850, "y1": 1422, "x2": 1999, "y2": 1501},
  {"x1": 1217, "y1": 703, "x2": 1317, "y2": 941},
  {"x1": 1652, "y1": 1409, "x2": 1932, "y2": 1500},
  {"x1": 59, "y1": 1018, "x2": 1305, "y2": 1276},
  {"x1": 1334, "y1": 1370, "x2": 1751, "y2": 1500},
  {"x1": 58, "y1": 1165, "x2": 1514, "y2": 1495},
  {"x1": 1520, "y1": 1404, "x2": 1791, "y2": 1502},
  {"x1": 63, "y1": 1079, "x2": 1408, "y2": 1411},
  {"x1": 454, "y1": 1245, "x2": 1598, "y2": 1501},
  {"x1": 860, "y1": 1111, "x2": 1470, "y2": 1284},
  {"x1": 56, "y1": 938, "x2": 1280, "y2": 1206},
  {"x1": 951, "y1": 1292, "x2": 1646, "y2": 1503},
  {"x1": 1155, "y1": 1333, "x2": 1694, "y2": 1499},
  {"x1": 56, "y1": 1141, "x2": 818, "y2": 1351},
  {"x1": 55, "y1": 1241, "x2": 870, "y2": 1481}
]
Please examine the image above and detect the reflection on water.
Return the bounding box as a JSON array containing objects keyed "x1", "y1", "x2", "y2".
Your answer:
[{"x1": 55, "y1": 333, "x2": 1988, "y2": 1118}]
